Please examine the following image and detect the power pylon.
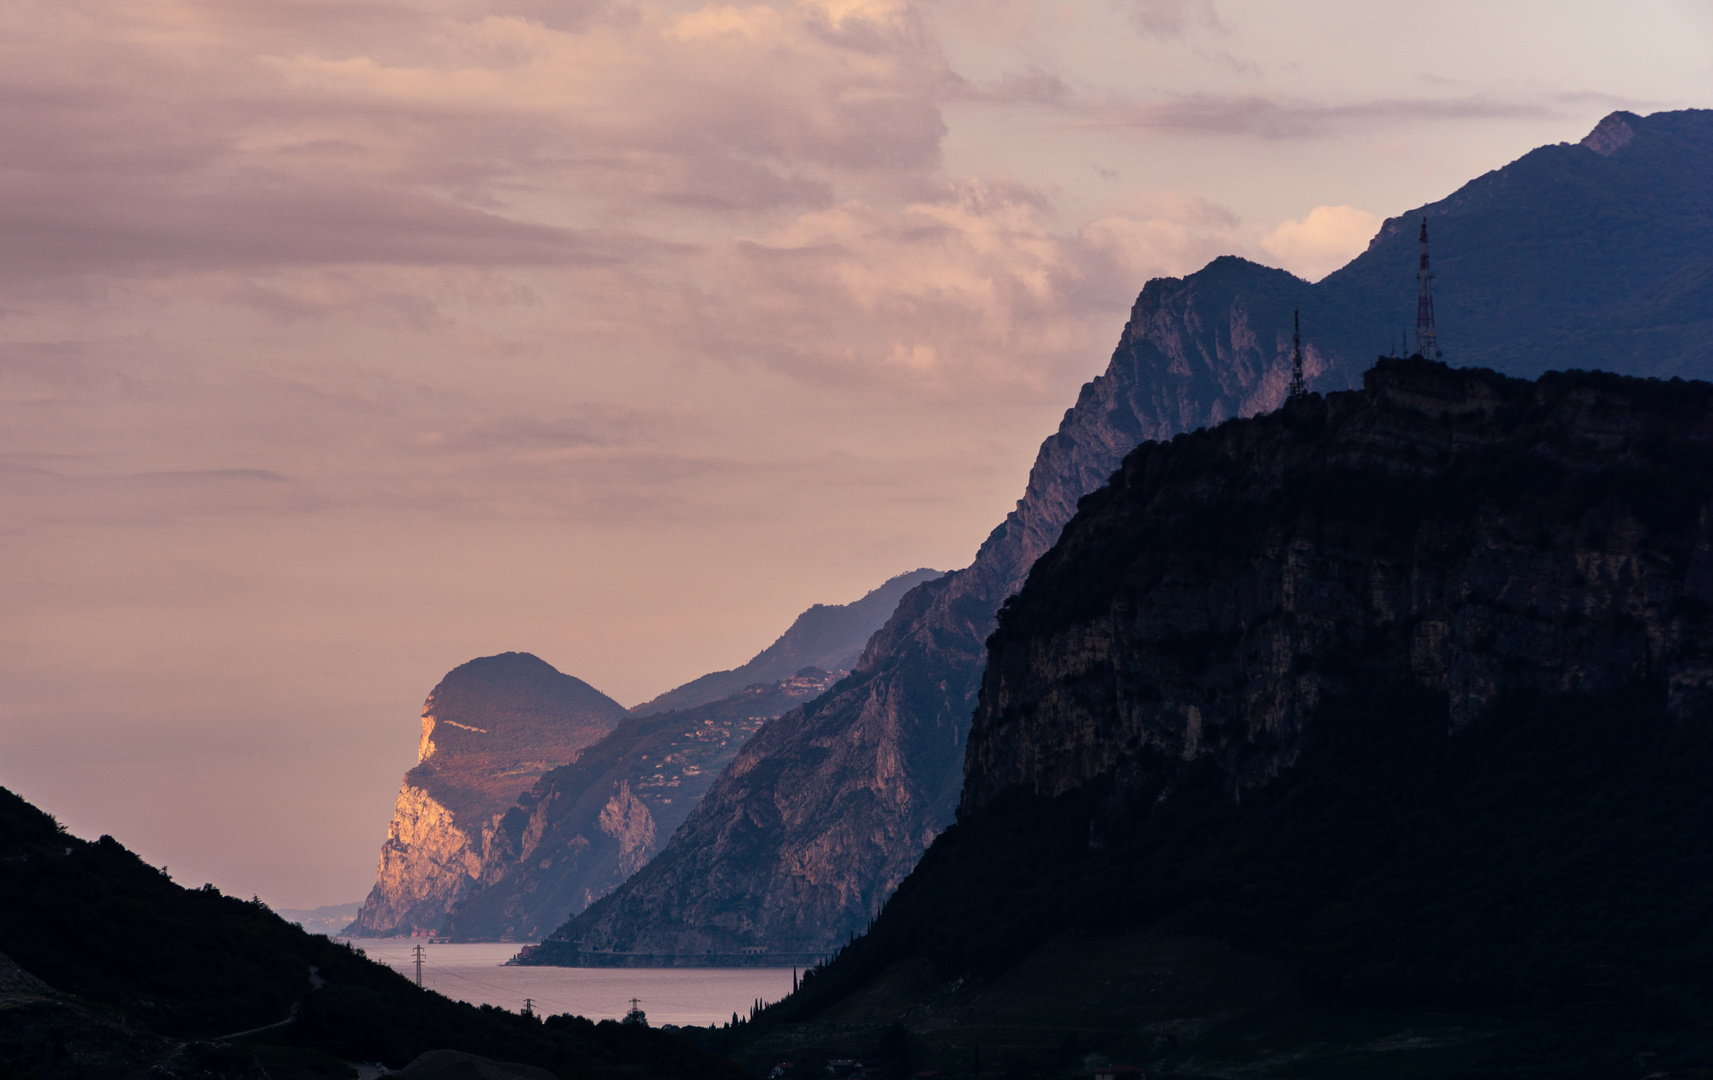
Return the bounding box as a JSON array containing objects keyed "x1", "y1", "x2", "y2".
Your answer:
[
  {"x1": 1415, "y1": 218, "x2": 1440, "y2": 360},
  {"x1": 412, "y1": 944, "x2": 425, "y2": 987},
  {"x1": 1287, "y1": 310, "x2": 1308, "y2": 398}
]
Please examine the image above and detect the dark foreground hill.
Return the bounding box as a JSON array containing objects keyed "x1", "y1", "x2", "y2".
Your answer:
[
  {"x1": 532, "y1": 107, "x2": 1713, "y2": 964},
  {"x1": 730, "y1": 361, "x2": 1713, "y2": 1078},
  {"x1": 0, "y1": 786, "x2": 744, "y2": 1080}
]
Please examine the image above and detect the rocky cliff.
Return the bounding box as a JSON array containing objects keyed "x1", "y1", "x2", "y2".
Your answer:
[
  {"x1": 346, "y1": 653, "x2": 626, "y2": 937},
  {"x1": 965, "y1": 357, "x2": 1713, "y2": 808},
  {"x1": 441, "y1": 668, "x2": 845, "y2": 942},
  {"x1": 630, "y1": 569, "x2": 940, "y2": 716},
  {"x1": 737, "y1": 361, "x2": 1713, "y2": 1077},
  {"x1": 528, "y1": 108, "x2": 1713, "y2": 962}
]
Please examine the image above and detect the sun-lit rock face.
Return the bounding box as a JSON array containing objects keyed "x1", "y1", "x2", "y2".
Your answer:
[
  {"x1": 346, "y1": 653, "x2": 625, "y2": 937},
  {"x1": 597, "y1": 781, "x2": 657, "y2": 878}
]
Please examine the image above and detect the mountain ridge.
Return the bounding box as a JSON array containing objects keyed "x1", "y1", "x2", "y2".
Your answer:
[
  {"x1": 529, "y1": 107, "x2": 1713, "y2": 963},
  {"x1": 629, "y1": 569, "x2": 942, "y2": 716}
]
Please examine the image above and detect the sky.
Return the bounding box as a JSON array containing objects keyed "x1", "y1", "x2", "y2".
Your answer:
[{"x1": 2, "y1": 0, "x2": 1710, "y2": 909}]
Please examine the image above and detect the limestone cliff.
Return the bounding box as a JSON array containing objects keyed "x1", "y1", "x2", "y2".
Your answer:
[
  {"x1": 441, "y1": 668, "x2": 842, "y2": 942},
  {"x1": 346, "y1": 653, "x2": 625, "y2": 936},
  {"x1": 527, "y1": 108, "x2": 1713, "y2": 963}
]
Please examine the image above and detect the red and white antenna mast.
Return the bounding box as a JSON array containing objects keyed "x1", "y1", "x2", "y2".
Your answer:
[{"x1": 1415, "y1": 218, "x2": 1439, "y2": 360}]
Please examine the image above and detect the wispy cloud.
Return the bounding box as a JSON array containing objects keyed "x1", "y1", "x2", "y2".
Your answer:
[{"x1": 1082, "y1": 91, "x2": 1609, "y2": 138}]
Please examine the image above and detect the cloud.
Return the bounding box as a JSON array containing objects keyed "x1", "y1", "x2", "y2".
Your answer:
[
  {"x1": 1260, "y1": 204, "x2": 1381, "y2": 281},
  {"x1": 1119, "y1": 0, "x2": 1222, "y2": 38},
  {"x1": 1086, "y1": 90, "x2": 1608, "y2": 139},
  {"x1": 647, "y1": 180, "x2": 1248, "y2": 392},
  {"x1": 0, "y1": 0, "x2": 952, "y2": 286}
]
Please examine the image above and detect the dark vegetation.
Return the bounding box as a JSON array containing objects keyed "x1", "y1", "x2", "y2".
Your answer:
[
  {"x1": 756, "y1": 681, "x2": 1713, "y2": 1075},
  {"x1": 0, "y1": 786, "x2": 745, "y2": 1079}
]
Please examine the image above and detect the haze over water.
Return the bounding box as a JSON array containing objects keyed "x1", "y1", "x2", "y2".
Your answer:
[{"x1": 350, "y1": 941, "x2": 795, "y2": 1028}]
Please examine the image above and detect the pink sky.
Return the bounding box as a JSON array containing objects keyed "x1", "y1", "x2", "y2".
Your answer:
[{"x1": 2, "y1": 0, "x2": 1709, "y2": 908}]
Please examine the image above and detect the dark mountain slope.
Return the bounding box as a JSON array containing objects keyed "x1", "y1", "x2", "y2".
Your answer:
[
  {"x1": 0, "y1": 786, "x2": 744, "y2": 1079},
  {"x1": 630, "y1": 569, "x2": 942, "y2": 716},
  {"x1": 738, "y1": 360, "x2": 1713, "y2": 1077},
  {"x1": 533, "y1": 107, "x2": 1713, "y2": 963},
  {"x1": 1322, "y1": 109, "x2": 1713, "y2": 379}
]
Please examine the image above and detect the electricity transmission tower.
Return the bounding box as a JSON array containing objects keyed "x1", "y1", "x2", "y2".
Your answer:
[
  {"x1": 1415, "y1": 218, "x2": 1440, "y2": 360},
  {"x1": 1287, "y1": 310, "x2": 1308, "y2": 398}
]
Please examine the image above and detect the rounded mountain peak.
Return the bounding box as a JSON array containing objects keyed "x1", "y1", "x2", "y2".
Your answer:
[{"x1": 417, "y1": 652, "x2": 625, "y2": 767}]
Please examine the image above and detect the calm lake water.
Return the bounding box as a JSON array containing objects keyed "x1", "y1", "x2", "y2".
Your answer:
[{"x1": 346, "y1": 941, "x2": 796, "y2": 1027}]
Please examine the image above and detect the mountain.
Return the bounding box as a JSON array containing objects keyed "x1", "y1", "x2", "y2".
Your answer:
[
  {"x1": 347, "y1": 653, "x2": 627, "y2": 937},
  {"x1": 0, "y1": 786, "x2": 744, "y2": 1079},
  {"x1": 441, "y1": 668, "x2": 846, "y2": 943},
  {"x1": 735, "y1": 359, "x2": 1713, "y2": 1077},
  {"x1": 279, "y1": 901, "x2": 363, "y2": 937},
  {"x1": 527, "y1": 107, "x2": 1713, "y2": 963},
  {"x1": 629, "y1": 569, "x2": 941, "y2": 716}
]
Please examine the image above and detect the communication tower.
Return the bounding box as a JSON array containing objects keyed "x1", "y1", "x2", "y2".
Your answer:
[
  {"x1": 1415, "y1": 218, "x2": 1440, "y2": 360},
  {"x1": 1287, "y1": 310, "x2": 1308, "y2": 398}
]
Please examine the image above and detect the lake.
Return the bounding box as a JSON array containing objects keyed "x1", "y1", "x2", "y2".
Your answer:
[{"x1": 345, "y1": 941, "x2": 797, "y2": 1027}]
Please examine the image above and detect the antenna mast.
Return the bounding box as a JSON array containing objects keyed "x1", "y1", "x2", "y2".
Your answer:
[
  {"x1": 1287, "y1": 310, "x2": 1308, "y2": 398},
  {"x1": 1415, "y1": 218, "x2": 1439, "y2": 360}
]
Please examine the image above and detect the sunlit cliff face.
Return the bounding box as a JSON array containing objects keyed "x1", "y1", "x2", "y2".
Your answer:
[
  {"x1": 1, "y1": 0, "x2": 1706, "y2": 907},
  {"x1": 419, "y1": 715, "x2": 438, "y2": 765}
]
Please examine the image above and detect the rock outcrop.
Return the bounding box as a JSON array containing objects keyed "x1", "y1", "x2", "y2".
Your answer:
[
  {"x1": 630, "y1": 569, "x2": 941, "y2": 716},
  {"x1": 442, "y1": 668, "x2": 844, "y2": 942},
  {"x1": 527, "y1": 108, "x2": 1713, "y2": 962},
  {"x1": 965, "y1": 358, "x2": 1713, "y2": 808},
  {"x1": 346, "y1": 653, "x2": 626, "y2": 937}
]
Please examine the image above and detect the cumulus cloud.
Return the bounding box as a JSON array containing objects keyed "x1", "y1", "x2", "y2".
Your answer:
[{"x1": 1260, "y1": 204, "x2": 1381, "y2": 281}]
